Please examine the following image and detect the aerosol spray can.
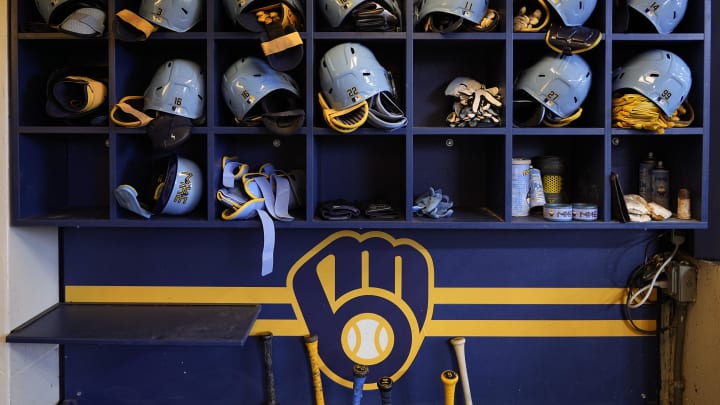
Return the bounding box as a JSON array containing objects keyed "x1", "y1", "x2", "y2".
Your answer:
[
  {"x1": 638, "y1": 152, "x2": 656, "y2": 201},
  {"x1": 512, "y1": 158, "x2": 532, "y2": 216},
  {"x1": 651, "y1": 161, "x2": 670, "y2": 209}
]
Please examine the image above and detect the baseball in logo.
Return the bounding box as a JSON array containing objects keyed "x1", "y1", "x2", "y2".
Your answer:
[{"x1": 288, "y1": 230, "x2": 435, "y2": 389}]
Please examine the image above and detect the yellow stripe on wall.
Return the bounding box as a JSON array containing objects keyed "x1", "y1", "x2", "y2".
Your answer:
[
  {"x1": 65, "y1": 286, "x2": 630, "y2": 305},
  {"x1": 434, "y1": 287, "x2": 627, "y2": 305},
  {"x1": 65, "y1": 285, "x2": 293, "y2": 304},
  {"x1": 65, "y1": 285, "x2": 653, "y2": 337},
  {"x1": 249, "y1": 319, "x2": 654, "y2": 337}
]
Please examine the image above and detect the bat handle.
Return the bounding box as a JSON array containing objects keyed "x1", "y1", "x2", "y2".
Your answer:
[
  {"x1": 450, "y1": 337, "x2": 473, "y2": 405},
  {"x1": 260, "y1": 332, "x2": 278, "y2": 405},
  {"x1": 441, "y1": 370, "x2": 458, "y2": 405},
  {"x1": 377, "y1": 376, "x2": 393, "y2": 405},
  {"x1": 304, "y1": 334, "x2": 325, "y2": 405},
  {"x1": 352, "y1": 364, "x2": 369, "y2": 405}
]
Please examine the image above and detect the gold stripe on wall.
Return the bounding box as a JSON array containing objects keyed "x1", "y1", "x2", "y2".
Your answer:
[
  {"x1": 65, "y1": 286, "x2": 630, "y2": 305},
  {"x1": 65, "y1": 285, "x2": 293, "y2": 304},
  {"x1": 433, "y1": 287, "x2": 628, "y2": 305},
  {"x1": 423, "y1": 319, "x2": 656, "y2": 337},
  {"x1": 65, "y1": 286, "x2": 651, "y2": 337},
  {"x1": 249, "y1": 319, "x2": 654, "y2": 337}
]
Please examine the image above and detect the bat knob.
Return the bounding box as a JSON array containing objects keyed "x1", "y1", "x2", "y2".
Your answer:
[
  {"x1": 377, "y1": 376, "x2": 393, "y2": 391},
  {"x1": 441, "y1": 370, "x2": 458, "y2": 383},
  {"x1": 450, "y1": 336, "x2": 466, "y2": 346},
  {"x1": 353, "y1": 364, "x2": 369, "y2": 378}
]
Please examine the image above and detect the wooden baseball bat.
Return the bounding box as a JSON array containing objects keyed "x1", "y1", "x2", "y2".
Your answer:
[
  {"x1": 304, "y1": 334, "x2": 325, "y2": 405},
  {"x1": 450, "y1": 337, "x2": 473, "y2": 405},
  {"x1": 377, "y1": 376, "x2": 393, "y2": 405},
  {"x1": 260, "y1": 332, "x2": 279, "y2": 405},
  {"x1": 352, "y1": 364, "x2": 369, "y2": 405},
  {"x1": 441, "y1": 370, "x2": 459, "y2": 405}
]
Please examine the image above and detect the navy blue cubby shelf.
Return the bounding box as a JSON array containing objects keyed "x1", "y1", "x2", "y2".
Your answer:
[{"x1": 9, "y1": 0, "x2": 711, "y2": 230}]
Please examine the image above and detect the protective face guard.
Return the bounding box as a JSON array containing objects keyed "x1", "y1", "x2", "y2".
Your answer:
[
  {"x1": 110, "y1": 97, "x2": 194, "y2": 152},
  {"x1": 346, "y1": 0, "x2": 402, "y2": 31},
  {"x1": 110, "y1": 95, "x2": 154, "y2": 127},
  {"x1": 113, "y1": 9, "x2": 158, "y2": 41},
  {"x1": 58, "y1": 7, "x2": 106, "y2": 37},
  {"x1": 545, "y1": 23, "x2": 602, "y2": 54},
  {"x1": 45, "y1": 66, "x2": 108, "y2": 125},
  {"x1": 236, "y1": 88, "x2": 306, "y2": 135},
  {"x1": 318, "y1": 92, "x2": 370, "y2": 133},
  {"x1": 366, "y1": 92, "x2": 408, "y2": 130},
  {"x1": 236, "y1": 3, "x2": 305, "y2": 71}
]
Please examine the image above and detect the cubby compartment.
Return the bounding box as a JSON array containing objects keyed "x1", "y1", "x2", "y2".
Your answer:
[
  {"x1": 213, "y1": 0, "x2": 307, "y2": 34},
  {"x1": 610, "y1": 134, "x2": 704, "y2": 222},
  {"x1": 212, "y1": 133, "x2": 308, "y2": 222},
  {"x1": 512, "y1": 134, "x2": 605, "y2": 222},
  {"x1": 14, "y1": 132, "x2": 110, "y2": 223},
  {"x1": 511, "y1": 0, "x2": 605, "y2": 33},
  {"x1": 612, "y1": 0, "x2": 705, "y2": 35},
  {"x1": 212, "y1": 39, "x2": 307, "y2": 129},
  {"x1": 15, "y1": 40, "x2": 109, "y2": 127},
  {"x1": 114, "y1": 0, "x2": 208, "y2": 34},
  {"x1": 312, "y1": 38, "x2": 407, "y2": 134},
  {"x1": 313, "y1": 135, "x2": 406, "y2": 221},
  {"x1": 413, "y1": 38, "x2": 506, "y2": 129},
  {"x1": 611, "y1": 41, "x2": 705, "y2": 130},
  {"x1": 414, "y1": 0, "x2": 507, "y2": 33},
  {"x1": 113, "y1": 40, "x2": 208, "y2": 125},
  {"x1": 315, "y1": 0, "x2": 407, "y2": 32},
  {"x1": 512, "y1": 40, "x2": 605, "y2": 129},
  {"x1": 413, "y1": 135, "x2": 505, "y2": 223},
  {"x1": 113, "y1": 132, "x2": 208, "y2": 222}
]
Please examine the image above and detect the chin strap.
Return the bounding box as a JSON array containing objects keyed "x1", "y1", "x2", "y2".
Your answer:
[
  {"x1": 543, "y1": 107, "x2": 583, "y2": 127},
  {"x1": 216, "y1": 157, "x2": 304, "y2": 276},
  {"x1": 114, "y1": 9, "x2": 158, "y2": 41}
]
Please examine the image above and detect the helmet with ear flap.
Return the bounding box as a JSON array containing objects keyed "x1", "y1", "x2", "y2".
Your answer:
[
  {"x1": 221, "y1": 56, "x2": 305, "y2": 135},
  {"x1": 514, "y1": 53, "x2": 592, "y2": 126},
  {"x1": 612, "y1": 49, "x2": 692, "y2": 117},
  {"x1": 627, "y1": 0, "x2": 687, "y2": 34}
]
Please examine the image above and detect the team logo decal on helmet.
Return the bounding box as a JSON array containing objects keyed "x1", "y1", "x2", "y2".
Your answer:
[
  {"x1": 114, "y1": 155, "x2": 204, "y2": 219},
  {"x1": 514, "y1": 53, "x2": 592, "y2": 127},
  {"x1": 319, "y1": 0, "x2": 403, "y2": 32},
  {"x1": 111, "y1": 59, "x2": 206, "y2": 152},
  {"x1": 222, "y1": 56, "x2": 305, "y2": 135},
  {"x1": 34, "y1": 0, "x2": 107, "y2": 37},
  {"x1": 612, "y1": 49, "x2": 694, "y2": 133},
  {"x1": 113, "y1": 0, "x2": 204, "y2": 41},
  {"x1": 416, "y1": 0, "x2": 499, "y2": 32},
  {"x1": 318, "y1": 42, "x2": 407, "y2": 133},
  {"x1": 618, "y1": 0, "x2": 688, "y2": 34},
  {"x1": 223, "y1": 0, "x2": 305, "y2": 71}
]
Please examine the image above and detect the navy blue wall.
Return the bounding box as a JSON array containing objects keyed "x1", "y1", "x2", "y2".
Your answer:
[{"x1": 61, "y1": 228, "x2": 662, "y2": 405}]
